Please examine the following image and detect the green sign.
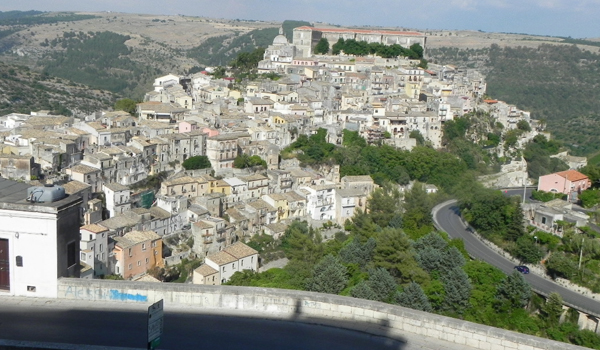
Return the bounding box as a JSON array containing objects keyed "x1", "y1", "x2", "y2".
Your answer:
[{"x1": 148, "y1": 337, "x2": 161, "y2": 350}]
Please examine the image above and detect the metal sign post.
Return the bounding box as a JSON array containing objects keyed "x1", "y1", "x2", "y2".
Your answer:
[{"x1": 147, "y1": 299, "x2": 164, "y2": 350}]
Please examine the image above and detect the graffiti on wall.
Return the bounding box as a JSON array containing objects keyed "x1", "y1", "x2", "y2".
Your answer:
[{"x1": 62, "y1": 286, "x2": 148, "y2": 302}]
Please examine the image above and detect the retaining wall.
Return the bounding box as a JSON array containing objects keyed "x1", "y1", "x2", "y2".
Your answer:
[{"x1": 57, "y1": 278, "x2": 588, "y2": 350}]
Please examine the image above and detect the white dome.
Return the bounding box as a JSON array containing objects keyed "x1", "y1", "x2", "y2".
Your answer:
[{"x1": 273, "y1": 34, "x2": 289, "y2": 45}]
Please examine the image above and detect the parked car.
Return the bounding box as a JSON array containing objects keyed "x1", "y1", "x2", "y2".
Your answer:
[{"x1": 514, "y1": 265, "x2": 530, "y2": 274}]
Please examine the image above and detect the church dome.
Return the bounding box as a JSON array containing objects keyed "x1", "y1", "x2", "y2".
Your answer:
[
  {"x1": 272, "y1": 27, "x2": 289, "y2": 45},
  {"x1": 273, "y1": 34, "x2": 289, "y2": 45}
]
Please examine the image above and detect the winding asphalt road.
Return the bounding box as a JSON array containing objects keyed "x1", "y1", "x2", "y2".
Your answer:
[{"x1": 433, "y1": 199, "x2": 600, "y2": 316}]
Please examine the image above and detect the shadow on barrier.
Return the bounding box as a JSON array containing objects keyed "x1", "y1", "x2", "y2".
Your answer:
[{"x1": 0, "y1": 298, "x2": 407, "y2": 350}]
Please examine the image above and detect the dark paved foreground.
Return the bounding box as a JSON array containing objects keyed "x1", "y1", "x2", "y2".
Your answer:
[{"x1": 0, "y1": 296, "x2": 475, "y2": 350}]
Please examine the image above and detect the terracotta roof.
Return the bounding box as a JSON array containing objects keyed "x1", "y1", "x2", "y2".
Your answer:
[
  {"x1": 223, "y1": 242, "x2": 258, "y2": 259},
  {"x1": 555, "y1": 170, "x2": 589, "y2": 182},
  {"x1": 194, "y1": 221, "x2": 213, "y2": 229},
  {"x1": 61, "y1": 180, "x2": 91, "y2": 194},
  {"x1": 69, "y1": 164, "x2": 100, "y2": 174},
  {"x1": 81, "y1": 224, "x2": 108, "y2": 233},
  {"x1": 194, "y1": 264, "x2": 218, "y2": 276},
  {"x1": 114, "y1": 230, "x2": 160, "y2": 249},
  {"x1": 104, "y1": 182, "x2": 129, "y2": 192},
  {"x1": 206, "y1": 250, "x2": 237, "y2": 265},
  {"x1": 342, "y1": 175, "x2": 373, "y2": 183},
  {"x1": 296, "y1": 26, "x2": 424, "y2": 36}
]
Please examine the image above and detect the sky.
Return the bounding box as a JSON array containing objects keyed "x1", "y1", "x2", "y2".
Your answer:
[{"x1": 1, "y1": 0, "x2": 598, "y2": 38}]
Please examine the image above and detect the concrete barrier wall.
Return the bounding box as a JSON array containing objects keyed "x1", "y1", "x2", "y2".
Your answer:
[{"x1": 57, "y1": 278, "x2": 589, "y2": 350}]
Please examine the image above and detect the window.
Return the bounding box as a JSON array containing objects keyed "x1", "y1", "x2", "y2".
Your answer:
[
  {"x1": 142, "y1": 243, "x2": 146, "y2": 251},
  {"x1": 222, "y1": 266, "x2": 225, "y2": 272},
  {"x1": 241, "y1": 260, "x2": 244, "y2": 267},
  {"x1": 542, "y1": 217, "x2": 547, "y2": 225},
  {"x1": 152, "y1": 241, "x2": 156, "y2": 248},
  {"x1": 137, "y1": 261, "x2": 141, "y2": 266},
  {"x1": 99, "y1": 244, "x2": 103, "y2": 252},
  {"x1": 128, "y1": 248, "x2": 132, "y2": 257},
  {"x1": 67, "y1": 241, "x2": 77, "y2": 268},
  {"x1": 81, "y1": 252, "x2": 86, "y2": 261},
  {"x1": 146, "y1": 258, "x2": 149, "y2": 264},
  {"x1": 154, "y1": 250, "x2": 158, "y2": 255},
  {"x1": 128, "y1": 264, "x2": 132, "y2": 270}
]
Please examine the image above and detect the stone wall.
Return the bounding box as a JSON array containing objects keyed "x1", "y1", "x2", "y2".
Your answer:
[{"x1": 57, "y1": 278, "x2": 589, "y2": 350}]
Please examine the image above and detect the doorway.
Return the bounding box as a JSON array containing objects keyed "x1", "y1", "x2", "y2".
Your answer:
[{"x1": 0, "y1": 239, "x2": 9, "y2": 291}]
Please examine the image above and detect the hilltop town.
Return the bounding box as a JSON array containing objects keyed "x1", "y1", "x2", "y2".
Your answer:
[{"x1": 0, "y1": 26, "x2": 544, "y2": 285}]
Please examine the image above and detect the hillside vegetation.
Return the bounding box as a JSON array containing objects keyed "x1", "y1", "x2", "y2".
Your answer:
[
  {"x1": 41, "y1": 31, "x2": 162, "y2": 97},
  {"x1": 428, "y1": 43, "x2": 600, "y2": 157},
  {"x1": 0, "y1": 61, "x2": 114, "y2": 116}
]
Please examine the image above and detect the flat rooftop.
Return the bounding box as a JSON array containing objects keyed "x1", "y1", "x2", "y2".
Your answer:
[{"x1": 0, "y1": 178, "x2": 82, "y2": 213}]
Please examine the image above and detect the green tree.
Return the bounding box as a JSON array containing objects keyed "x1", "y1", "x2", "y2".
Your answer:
[
  {"x1": 366, "y1": 268, "x2": 398, "y2": 302},
  {"x1": 546, "y1": 252, "x2": 577, "y2": 279},
  {"x1": 580, "y1": 164, "x2": 600, "y2": 187},
  {"x1": 181, "y1": 155, "x2": 212, "y2": 170},
  {"x1": 339, "y1": 237, "x2": 376, "y2": 268},
  {"x1": 332, "y1": 38, "x2": 345, "y2": 55},
  {"x1": 517, "y1": 120, "x2": 532, "y2": 132},
  {"x1": 349, "y1": 280, "x2": 377, "y2": 300},
  {"x1": 314, "y1": 38, "x2": 329, "y2": 54},
  {"x1": 396, "y1": 282, "x2": 432, "y2": 312},
  {"x1": 402, "y1": 183, "x2": 434, "y2": 237},
  {"x1": 280, "y1": 221, "x2": 323, "y2": 265},
  {"x1": 441, "y1": 267, "x2": 472, "y2": 314},
  {"x1": 542, "y1": 292, "x2": 564, "y2": 326},
  {"x1": 373, "y1": 227, "x2": 429, "y2": 284},
  {"x1": 409, "y1": 43, "x2": 424, "y2": 59},
  {"x1": 305, "y1": 254, "x2": 348, "y2": 295},
  {"x1": 367, "y1": 186, "x2": 400, "y2": 228},
  {"x1": 409, "y1": 130, "x2": 425, "y2": 146},
  {"x1": 496, "y1": 271, "x2": 532, "y2": 310},
  {"x1": 350, "y1": 268, "x2": 397, "y2": 302},
  {"x1": 514, "y1": 235, "x2": 544, "y2": 264},
  {"x1": 579, "y1": 189, "x2": 600, "y2": 208},
  {"x1": 505, "y1": 201, "x2": 525, "y2": 241},
  {"x1": 463, "y1": 260, "x2": 506, "y2": 316},
  {"x1": 233, "y1": 154, "x2": 267, "y2": 169},
  {"x1": 114, "y1": 98, "x2": 137, "y2": 115},
  {"x1": 532, "y1": 190, "x2": 563, "y2": 202}
]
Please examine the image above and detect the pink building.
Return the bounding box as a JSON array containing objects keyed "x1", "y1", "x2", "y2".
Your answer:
[
  {"x1": 202, "y1": 127, "x2": 219, "y2": 137},
  {"x1": 179, "y1": 121, "x2": 198, "y2": 133},
  {"x1": 537, "y1": 170, "x2": 591, "y2": 195}
]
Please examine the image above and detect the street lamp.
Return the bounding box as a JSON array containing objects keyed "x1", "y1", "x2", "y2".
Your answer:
[{"x1": 534, "y1": 236, "x2": 538, "y2": 244}]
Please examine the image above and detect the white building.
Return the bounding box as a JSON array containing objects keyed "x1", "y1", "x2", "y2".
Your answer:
[
  {"x1": 0, "y1": 180, "x2": 82, "y2": 298},
  {"x1": 195, "y1": 242, "x2": 258, "y2": 284},
  {"x1": 103, "y1": 182, "x2": 131, "y2": 218},
  {"x1": 79, "y1": 224, "x2": 110, "y2": 278},
  {"x1": 300, "y1": 184, "x2": 337, "y2": 221}
]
